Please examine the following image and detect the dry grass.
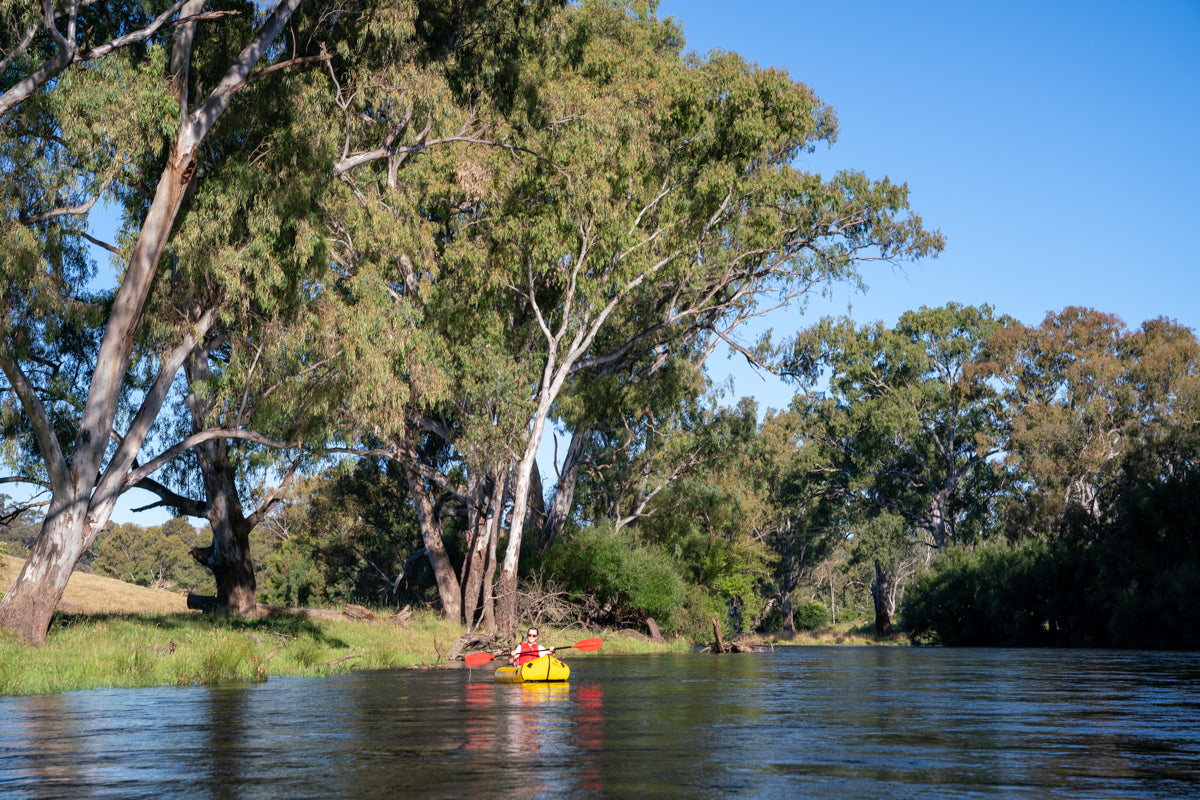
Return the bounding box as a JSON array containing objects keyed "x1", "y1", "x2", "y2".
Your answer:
[
  {"x1": 746, "y1": 622, "x2": 910, "y2": 647},
  {"x1": 1, "y1": 554, "x2": 191, "y2": 614}
]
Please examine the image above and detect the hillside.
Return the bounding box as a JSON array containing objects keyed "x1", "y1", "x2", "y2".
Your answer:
[{"x1": 1, "y1": 554, "x2": 191, "y2": 615}]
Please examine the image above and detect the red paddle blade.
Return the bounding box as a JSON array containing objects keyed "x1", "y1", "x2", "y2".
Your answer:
[
  {"x1": 570, "y1": 637, "x2": 603, "y2": 652},
  {"x1": 464, "y1": 652, "x2": 497, "y2": 667}
]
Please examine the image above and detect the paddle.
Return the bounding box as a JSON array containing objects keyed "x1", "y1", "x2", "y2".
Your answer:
[{"x1": 463, "y1": 637, "x2": 603, "y2": 667}]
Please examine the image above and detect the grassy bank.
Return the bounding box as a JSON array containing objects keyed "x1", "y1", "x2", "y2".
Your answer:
[
  {"x1": 1, "y1": 555, "x2": 888, "y2": 696},
  {"x1": 0, "y1": 555, "x2": 689, "y2": 695},
  {"x1": 0, "y1": 609, "x2": 693, "y2": 696},
  {"x1": 752, "y1": 623, "x2": 911, "y2": 647}
]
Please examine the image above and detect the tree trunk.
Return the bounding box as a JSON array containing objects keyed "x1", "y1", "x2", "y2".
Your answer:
[
  {"x1": 189, "y1": 536, "x2": 257, "y2": 614},
  {"x1": 406, "y1": 467, "x2": 462, "y2": 622},
  {"x1": 0, "y1": 503, "x2": 90, "y2": 645},
  {"x1": 780, "y1": 589, "x2": 796, "y2": 637},
  {"x1": 460, "y1": 469, "x2": 505, "y2": 628},
  {"x1": 872, "y1": 559, "x2": 894, "y2": 636},
  {"x1": 779, "y1": 520, "x2": 797, "y2": 637},
  {"x1": 189, "y1": 494, "x2": 258, "y2": 615},
  {"x1": 480, "y1": 510, "x2": 499, "y2": 632},
  {"x1": 496, "y1": 421, "x2": 548, "y2": 634},
  {"x1": 539, "y1": 428, "x2": 587, "y2": 554},
  {"x1": 184, "y1": 350, "x2": 259, "y2": 614}
]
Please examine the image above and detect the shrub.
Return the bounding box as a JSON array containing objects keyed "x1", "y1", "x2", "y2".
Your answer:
[
  {"x1": 544, "y1": 524, "x2": 688, "y2": 627},
  {"x1": 793, "y1": 599, "x2": 829, "y2": 631}
]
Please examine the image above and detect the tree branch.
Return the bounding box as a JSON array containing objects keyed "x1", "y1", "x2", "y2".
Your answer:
[
  {"x1": 128, "y1": 476, "x2": 208, "y2": 517},
  {"x1": 0, "y1": 0, "x2": 194, "y2": 117}
]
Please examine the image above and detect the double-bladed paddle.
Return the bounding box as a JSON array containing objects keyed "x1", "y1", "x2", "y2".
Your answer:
[{"x1": 463, "y1": 636, "x2": 603, "y2": 667}]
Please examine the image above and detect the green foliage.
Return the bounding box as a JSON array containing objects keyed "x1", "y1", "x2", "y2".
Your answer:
[
  {"x1": 91, "y1": 518, "x2": 210, "y2": 591},
  {"x1": 260, "y1": 540, "x2": 328, "y2": 608},
  {"x1": 543, "y1": 524, "x2": 688, "y2": 626},
  {"x1": 789, "y1": 303, "x2": 1010, "y2": 551},
  {"x1": 256, "y1": 461, "x2": 427, "y2": 609},
  {"x1": 759, "y1": 599, "x2": 829, "y2": 633},
  {"x1": 903, "y1": 309, "x2": 1200, "y2": 648},
  {"x1": 905, "y1": 462, "x2": 1200, "y2": 649},
  {"x1": 792, "y1": 599, "x2": 829, "y2": 631}
]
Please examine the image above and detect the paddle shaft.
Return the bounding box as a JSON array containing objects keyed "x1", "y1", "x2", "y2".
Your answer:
[{"x1": 463, "y1": 636, "x2": 602, "y2": 667}]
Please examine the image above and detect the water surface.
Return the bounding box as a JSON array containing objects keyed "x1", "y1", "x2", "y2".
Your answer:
[{"x1": 2, "y1": 647, "x2": 1197, "y2": 798}]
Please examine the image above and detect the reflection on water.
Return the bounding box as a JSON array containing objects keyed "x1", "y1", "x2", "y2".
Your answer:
[{"x1": 1, "y1": 648, "x2": 1198, "y2": 799}]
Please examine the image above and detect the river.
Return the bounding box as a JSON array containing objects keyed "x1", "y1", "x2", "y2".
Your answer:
[{"x1": 2, "y1": 647, "x2": 1197, "y2": 798}]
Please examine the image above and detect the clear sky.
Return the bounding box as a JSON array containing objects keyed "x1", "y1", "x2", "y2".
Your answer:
[{"x1": 657, "y1": 0, "x2": 1200, "y2": 413}]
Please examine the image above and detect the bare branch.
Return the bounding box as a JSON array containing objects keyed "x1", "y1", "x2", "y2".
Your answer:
[
  {"x1": 128, "y1": 476, "x2": 208, "y2": 517},
  {"x1": 23, "y1": 169, "x2": 118, "y2": 223},
  {"x1": 125, "y1": 428, "x2": 299, "y2": 490},
  {"x1": 243, "y1": 456, "x2": 303, "y2": 529},
  {"x1": 0, "y1": 350, "x2": 71, "y2": 496},
  {"x1": 0, "y1": 0, "x2": 194, "y2": 117}
]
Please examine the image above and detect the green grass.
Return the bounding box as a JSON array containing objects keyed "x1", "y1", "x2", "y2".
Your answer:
[
  {"x1": 0, "y1": 610, "x2": 469, "y2": 695},
  {"x1": 0, "y1": 612, "x2": 692, "y2": 696}
]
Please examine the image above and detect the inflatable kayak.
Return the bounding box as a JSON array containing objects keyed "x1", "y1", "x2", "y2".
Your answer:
[{"x1": 494, "y1": 654, "x2": 570, "y2": 683}]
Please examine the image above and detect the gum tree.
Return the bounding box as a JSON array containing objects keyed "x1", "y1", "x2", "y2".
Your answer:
[
  {"x1": 0, "y1": 0, "x2": 311, "y2": 644},
  {"x1": 786, "y1": 304, "x2": 1010, "y2": 633},
  {"x1": 336, "y1": 1, "x2": 943, "y2": 632},
  {"x1": 477, "y1": 3, "x2": 944, "y2": 633}
]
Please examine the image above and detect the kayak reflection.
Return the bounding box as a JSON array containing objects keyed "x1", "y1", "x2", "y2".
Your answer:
[{"x1": 461, "y1": 678, "x2": 606, "y2": 796}]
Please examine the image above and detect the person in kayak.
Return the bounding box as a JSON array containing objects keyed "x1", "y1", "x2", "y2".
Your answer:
[{"x1": 510, "y1": 628, "x2": 555, "y2": 666}]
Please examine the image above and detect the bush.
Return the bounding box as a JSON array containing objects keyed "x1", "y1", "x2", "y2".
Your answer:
[
  {"x1": 793, "y1": 599, "x2": 829, "y2": 631},
  {"x1": 543, "y1": 524, "x2": 688, "y2": 627}
]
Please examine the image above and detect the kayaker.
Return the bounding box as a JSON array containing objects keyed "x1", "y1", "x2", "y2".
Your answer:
[{"x1": 509, "y1": 627, "x2": 555, "y2": 666}]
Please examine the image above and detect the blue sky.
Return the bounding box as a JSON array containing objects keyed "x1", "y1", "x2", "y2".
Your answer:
[{"x1": 657, "y1": 0, "x2": 1200, "y2": 412}]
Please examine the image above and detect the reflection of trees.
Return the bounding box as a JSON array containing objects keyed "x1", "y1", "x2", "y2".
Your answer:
[
  {"x1": 4, "y1": 693, "x2": 92, "y2": 797},
  {"x1": 202, "y1": 687, "x2": 248, "y2": 800}
]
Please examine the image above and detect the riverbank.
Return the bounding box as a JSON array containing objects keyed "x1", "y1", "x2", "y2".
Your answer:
[
  {"x1": 748, "y1": 625, "x2": 910, "y2": 647},
  {"x1": 0, "y1": 556, "x2": 693, "y2": 695},
  {"x1": 1, "y1": 555, "x2": 892, "y2": 695},
  {"x1": 0, "y1": 609, "x2": 693, "y2": 696}
]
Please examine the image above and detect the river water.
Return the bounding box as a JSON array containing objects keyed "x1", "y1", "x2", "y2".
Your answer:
[{"x1": 1, "y1": 647, "x2": 1197, "y2": 798}]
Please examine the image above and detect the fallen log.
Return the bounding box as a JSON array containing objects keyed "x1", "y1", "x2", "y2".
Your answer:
[{"x1": 706, "y1": 616, "x2": 767, "y2": 653}]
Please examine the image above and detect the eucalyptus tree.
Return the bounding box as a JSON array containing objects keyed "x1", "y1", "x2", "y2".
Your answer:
[
  {"x1": 617, "y1": 397, "x2": 776, "y2": 632},
  {"x1": 473, "y1": 2, "x2": 943, "y2": 632},
  {"x1": 311, "y1": 0, "x2": 941, "y2": 632},
  {"x1": 2, "y1": 0, "x2": 562, "y2": 633},
  {"x1": 907, "y1": 313, "x2": 1200, "y2": 647},
  {"x1": 789, "y1": 304, "x2": 1009, "y2": 549},
  {"x1": 752, "y1": 405, "x2": 847, "y2": 636},
  {"x1": 111, "y1": 3, "x2": 343, "y2": 614},
  {"x1": 0, "y1": 0, "x2": 320, "y2": 644},
  {"x1": 786, "y1": 304, "x2": 1010, "y2": 632},
  {"x1": 166, "y1": 0, "x2": 558, "y2": 617},
  {"x1": 981, "y1": 307, "x2": 1200, "y2": 537},
  {"x1": 295, "y1": 0, "x2": 566, "y2": 628}
]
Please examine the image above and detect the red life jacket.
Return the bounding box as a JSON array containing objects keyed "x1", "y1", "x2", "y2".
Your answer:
[{"x1": 515, "y1": 641, "x2": 545, "y2": 666}]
